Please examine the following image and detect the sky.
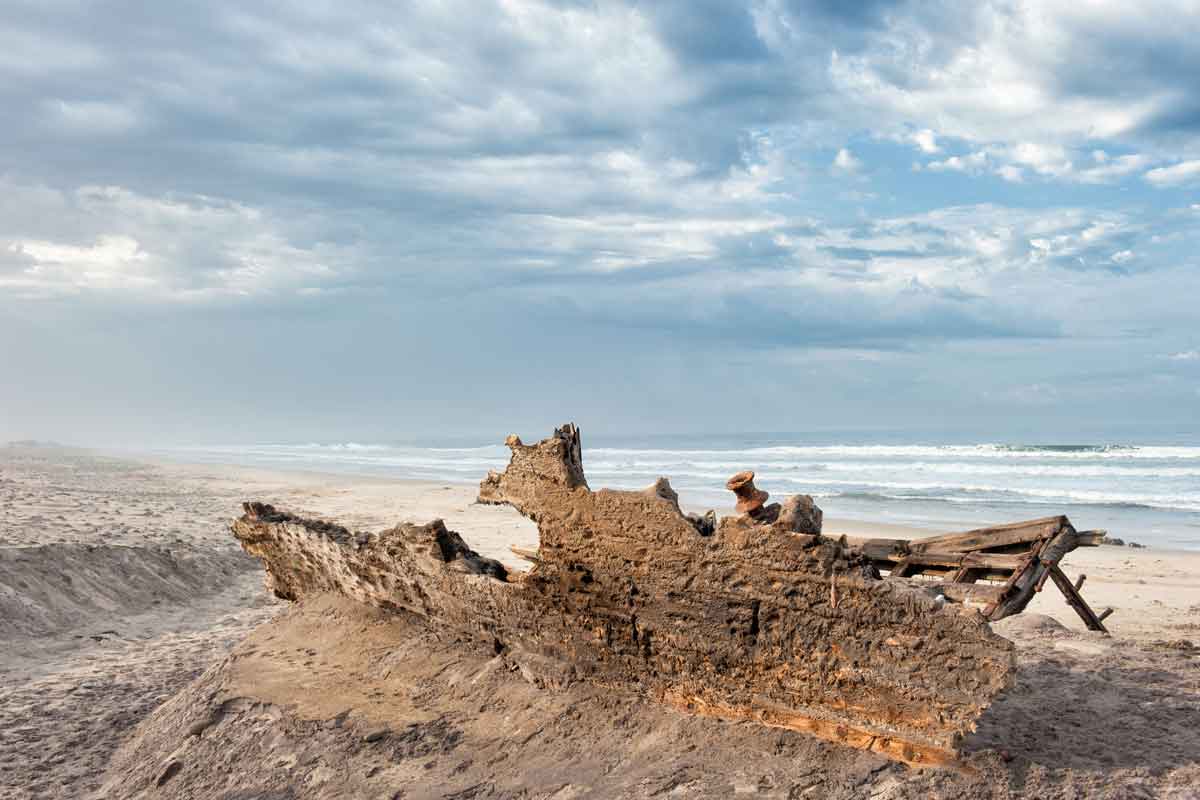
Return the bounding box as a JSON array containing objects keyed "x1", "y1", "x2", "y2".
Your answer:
[{"x1": 1, "y1": 0, "x2": 1198, "y2": 445}]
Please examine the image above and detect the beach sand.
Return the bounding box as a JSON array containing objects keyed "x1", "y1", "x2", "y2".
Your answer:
[{"x1": 2, "y1": 446, "x2": 1198, "y2": 798}]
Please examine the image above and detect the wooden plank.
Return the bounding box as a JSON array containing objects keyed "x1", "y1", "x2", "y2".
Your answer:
[
  {"x1": 1097, "y1": 608, "x2": 1115, "y2": 623},
  {"x1": 894, "y1": 552, "x2": 965, "y2": 569},
  {"x1": 909, "y1": 516, "x2": 1068, "y2": 553},
  {"x1": 665, "y1": 692, "x2": 961, "y2": 769},
  {"x1": 934, "y1": 583, "x2": 1005, "y2": 605},
  {"x1": 924, "y1": 552, "x2": 1023, "y2": 570},
  {"x1": 869, "y1": 547, "x2": 1025, "y2": 585},
  {"x1": 1073, "y1": 574, "x2": 1086, "y2": 591},
  {"x1": 509, "y1": 545, "x2": 540, "y2": 563},
  {"x1": 1047, "y1": 564, "x2": 1108, "y2": 633},
  {"x1": 856, "y1": 538, "x2": 911, "y2": 561},
  {"x1": 877, "y1": 564, "x2": 1014, "y2": 583},
  {"x1": 1074, "y1": 530, "x2": 1106, "y2": 547}
]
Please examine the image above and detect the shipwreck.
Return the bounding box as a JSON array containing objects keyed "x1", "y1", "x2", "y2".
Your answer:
[{"x1": 233, "y1": 424, "x2": 1110, "y2": 768}]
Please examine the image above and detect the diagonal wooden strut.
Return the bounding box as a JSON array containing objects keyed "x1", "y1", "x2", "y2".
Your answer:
[{"x1": 1048, "y1": 564, "x2": 1109, "y2": 633}]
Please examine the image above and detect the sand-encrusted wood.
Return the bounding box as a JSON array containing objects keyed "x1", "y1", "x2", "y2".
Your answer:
[{"x1": 233, "y1": 424, "x2": 1016, "y2": 767}]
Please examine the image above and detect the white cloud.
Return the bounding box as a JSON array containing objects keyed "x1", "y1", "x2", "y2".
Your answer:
[
  {"x1": 995, "y1": 164, "x2": 1024, "y2": 183},
  {"x1": 1145, "y1": 160, "x2": 1200, "y2": 187},
  {"x1": 829, "y1": 1, "x2": 1198, "y2": 166},
  {"x1": 1075, "y1": 153, "x2": 1151, "y2": 184},
  {"x1": 1167, "y1": 350, "x2": 1200, "y2": 361},
  {"x1": 1007, "y1": 142, "x2": 1073, "y2": 178},
  {"x1": 920, "y1": 144, "x2": 1152, "y2": 185},
  {"x1": 832, "y1": 147, "x2": 862, "y2": 174},
  {"x1": 927, "y1": 151, "x2": 989, "y2": 174},
  {"x1": 515, "y1": 212, "x2": 787, "y2": 272},
  {"x1": 912, "y1": 129, "x2": 940, "y2": 154},
  {"x1": 893, "y1": 128, "x2": 939, "y2": 154},
  {"x1": 8, "y1": 235, "x2": 151, "y2": 290},
  {"x1": 0, "y1": 182, "x2": 354, "y2": 300}
]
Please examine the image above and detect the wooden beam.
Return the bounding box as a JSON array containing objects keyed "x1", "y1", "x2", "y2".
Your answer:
[
  {"x1": 908, "y1": 516, "x2": 1069, "y2": 554},
  {"x1": 872, "y1": 551, "x2": 1026, "y2": 571},
  {"x1": 1074, "y1": 530, "x2": 1106, "y2": 547},
  {"x1": 1047, "y1": 564, "x2": 1108, "y2": 633},
  {"x1": 987, "y1": 533, "x2": 1080, "y2": 621},
  {"x1": 1073, "y1": 574, "x2": 1086, "y2": 591},
  {"x1": 881, "y1": 565, "x2": 1015, "y2": 583},
  {"x1": 509, "y1": 545, "x2": 540, "y2": 563},
  {"x1": 856, "y1": 538, "x2": 911, "y2": 561},
  {"x1": 934, "y1": 583, "x2": 1005, "y2": 605},
  {"x1": 1097, "y1": 607, "x2": 1115, "y2": 623},
  {"x1": 869, "y1": 551, "x2": 1025, "y2": 584}
]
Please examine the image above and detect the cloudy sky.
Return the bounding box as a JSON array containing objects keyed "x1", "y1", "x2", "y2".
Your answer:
[{"x1": 2, "y1": 0, "x2": 1198, "y2": 445}]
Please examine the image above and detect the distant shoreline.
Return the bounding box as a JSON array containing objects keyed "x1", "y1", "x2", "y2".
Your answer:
[
  {"x1": 22, "y1": 443, "x2": 1193, "y2": 556},
  {"x1": 6, "y1": 445, "x2": 1200, "y2": 642}
]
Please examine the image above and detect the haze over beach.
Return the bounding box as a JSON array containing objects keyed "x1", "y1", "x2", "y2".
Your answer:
[{"x1": 2, "y1": 1, "x2": 1200, "y2": 798}]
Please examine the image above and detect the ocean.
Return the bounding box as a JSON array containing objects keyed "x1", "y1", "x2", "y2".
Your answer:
[{"x1": 161, "y1": 431, "x2": 1200, "y2": 550}]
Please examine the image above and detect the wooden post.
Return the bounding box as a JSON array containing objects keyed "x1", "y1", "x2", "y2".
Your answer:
[
  {"x1": 1074, "y1": 574, "x2": 1086, "y2": 591},
  {"x1": 1035, "y1": 567, "x2": 1053, "y2": 593},
  {"x1": 1048, "y1": 565, "x2": 1108, "y2": 633},
  {"x1": 949, "y1": 566, "x2": 972, "y2": 583}
]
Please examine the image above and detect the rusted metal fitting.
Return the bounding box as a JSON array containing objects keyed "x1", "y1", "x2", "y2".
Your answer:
[{"x1": 726, "y1": 470, "x2": 769, "y2": 515}]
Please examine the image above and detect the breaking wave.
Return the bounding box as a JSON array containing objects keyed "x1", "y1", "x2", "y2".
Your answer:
[{"x1": 161, "y1": 437, "x2": 1200, "y2": 547}]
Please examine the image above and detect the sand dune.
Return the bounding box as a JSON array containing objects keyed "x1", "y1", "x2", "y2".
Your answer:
[{"x1": 0, "y1": 543, "x2": 254, "y2": 641}]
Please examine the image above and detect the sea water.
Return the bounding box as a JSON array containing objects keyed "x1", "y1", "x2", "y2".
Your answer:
[{"x1": 163, "y1": 431, "x2": 1200, "y2": 550}]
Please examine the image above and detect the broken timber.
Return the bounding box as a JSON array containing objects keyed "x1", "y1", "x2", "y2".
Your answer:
[
  {"x1": 856, "y1": 518, "x2": 1110, "y2": 632},
  {"x1": 231, "y1": 423, "x2": 1109, "y2": 768}
]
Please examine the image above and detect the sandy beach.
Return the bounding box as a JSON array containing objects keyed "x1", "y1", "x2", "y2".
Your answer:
[{"x1": 2, "y1": 445, "x2": 1199, "y2": 798}]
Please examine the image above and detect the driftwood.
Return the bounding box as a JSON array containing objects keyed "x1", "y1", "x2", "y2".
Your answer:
[{"x1": 234, "y1": 424, "x2": 1020, "y2": 767}]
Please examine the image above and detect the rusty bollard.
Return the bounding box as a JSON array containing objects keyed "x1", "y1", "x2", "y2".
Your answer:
[{"x1": 726, "y1": 471, "x2": 769, "y2": 515}]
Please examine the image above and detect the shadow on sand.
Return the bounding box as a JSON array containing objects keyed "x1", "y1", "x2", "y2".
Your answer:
[{"x1": 965, "y1": 643, "x2": 1199, "y2": 787}]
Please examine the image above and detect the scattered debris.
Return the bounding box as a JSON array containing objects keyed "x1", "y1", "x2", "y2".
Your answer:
[{"x1": 855, "y1": 516, "x2": 1111, "y2": 632}]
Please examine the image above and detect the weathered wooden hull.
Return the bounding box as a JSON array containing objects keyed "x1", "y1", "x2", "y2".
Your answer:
[
  {"x1": 233, "y1": 426, "x2": 1016, "y2": 767},
  {"x1": 857, "y1": 516, "x2": 1109, "y2": 630}
]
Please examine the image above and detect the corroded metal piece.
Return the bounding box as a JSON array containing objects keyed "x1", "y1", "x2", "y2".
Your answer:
[{"x1": 725, "y1": 470, "x2": 769, "y2": 515}]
